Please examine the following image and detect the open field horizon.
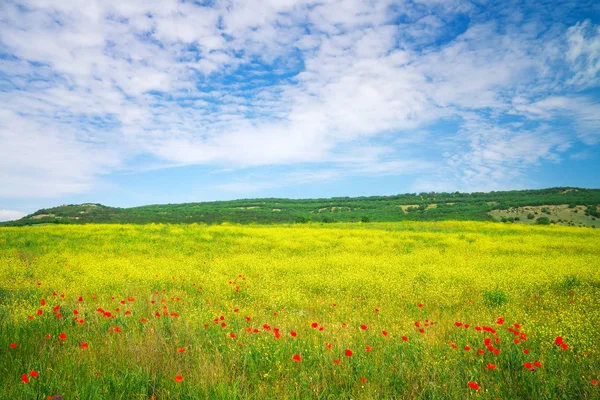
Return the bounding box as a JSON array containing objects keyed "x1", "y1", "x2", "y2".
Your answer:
[{"x1": 1, "y1": 221, "x2": 599, "y2": 399}]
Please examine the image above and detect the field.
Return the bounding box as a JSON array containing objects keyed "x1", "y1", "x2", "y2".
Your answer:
[{"x1": 1, "y1": 222, "x2": 599, "y2": 399}]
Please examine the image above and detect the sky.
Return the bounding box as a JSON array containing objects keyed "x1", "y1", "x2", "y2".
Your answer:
[{"x1": 1, "y1": 0, "x2": 600, "y2": 221}]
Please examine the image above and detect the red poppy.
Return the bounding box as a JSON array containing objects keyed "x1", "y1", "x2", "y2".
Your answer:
[
  {"x1": 455, "y1": 322, "x2": 462, "y2": 327},
  {"x1": 174, "y1": 375, "x2": 183, "y2": 382},
  {"x1": 10, "y1": 343, "x2": 17, "y2": 349},
  {"x1": 345, "y1": 349, "x2": 353, "y2": 357},
  {"x1": 45, "y1": 334, "x2": 52, "y2": 339},
  {"x1": 59, "y1": 333, "x2": 66, "y2": 340},
  {"x1": 382, "y1": 330, "x2": 388, "y2": 337},
  {"x1": 78, "y1": 297, "x2": 83, "y2": 302},
  {"x1": 177, "y1": 347, "x2": 186, "y2": 353},
  {"x1": 524, "y1": 362, "x2": 533, "y2": 370},
  {"x1": 333, "y1": 359, "x2": 341, "y2": 364},
  {"x1": 81, "y1": 342, "x2": 88, "y2": 349},
  {"x1": 21, "y1": 374, "x2": 29, "y2": 384},
  {"x1": 325, "y1": 342, "x2": 332, "y2": 349},
  {"x1": 514, "y1": 338, "x2": 520, "y2": 344},
  {"x1": 477, "y1": 349, "x2": 485, "y2": 355},
  {"x1": 37, "y1": 309, "x2": 43, "y2": 316},
  {"x1": 40, "y1": 299, "x2": 46, "y2": 306},
  {"x1": 245, "y1": 316, "x2": 251, "y2": 322},
  {"x1": 464, "y1": 345, "x2": 471, "y2": 351},
  {"x1": 464, "y1": 324, "x2": 470, "y2": 329},
  {"x1": 366, "y1": 345, "x2": 373, "y2": 352},
  {"x1": 496, "y1": 317, "x2": 504, "y2": 325},
  {"x1": 534, "y1": 361, "x2": 542, "y2": 368},
  {"x1": 524, "y1": 349, "x2": 530, "y2": 354},
  {"x1": 468, "y1": 381, "x2": 479, "y2": 390},
  {"x1": 418, "y1": 303, "x2": 423, "y2": 308},
  {"x1": 360, "y1": 324, "x2": 367, "y2": 330},
  {"x1": 29, "y1": 370, "x2": 39, "y2": 378},
  {"x1": 292, "y1": 354, "x2": 301, "y2": 362},
  {"x1": 361, "y1": 377, "x2": 366, "y2": 383},
  {"x1": 592, "y1": 380, "x2": 598, "y2": 386},
  {"x1": 487, "y1": 363, "x2": 496, "y2": 370},
  {"x1": 311, "y1": 322, "x2": 318, "y2": 328},
  {"x1": 560, "y1": 343, "x2": 568, "y2": 350},
  {"x1": 555, "y1": 336, "x2": 564, "y2": 345},
  {"x1": 290, "y1": 331, "x2": 297, "y2": 337},
  {"x1": 230, "y1": 333, "x2": 237, "y2": 338},
  {"x1": 402, "y1": 336, "x2": 408, "y2": 342}
]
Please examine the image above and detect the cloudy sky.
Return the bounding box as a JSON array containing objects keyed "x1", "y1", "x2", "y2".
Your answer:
[{"x1": 1, "y1": 0, "x2": 599, "y2": 220}]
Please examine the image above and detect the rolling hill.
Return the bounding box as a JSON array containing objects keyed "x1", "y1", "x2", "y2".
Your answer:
[{"x1": 3, "y1": 187, "x2": 600, "y2": 227}]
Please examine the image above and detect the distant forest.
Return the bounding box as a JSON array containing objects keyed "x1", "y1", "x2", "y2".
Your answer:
[{"x1": 3, "y1": 187, "x2": 600, "y2": 227}]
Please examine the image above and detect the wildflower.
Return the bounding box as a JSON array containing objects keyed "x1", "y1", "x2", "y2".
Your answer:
[
  {"x1": 10, "y1": 343, "x2": 17, "y2": 349},
  {"x1": 382, "y1": 330, "x2": 388, "y2": 336},
  {"x1": 418, "y1": 303, "x2": 423, "y2": 308},
  {"x1": 487, "y1": 363, "x2": 496, "y2": 370},
  {"x1": 455, "y1": 322, "x2": 462, "y2": 327},
  {"x1": 534, "y1": 361, "x2": 542, "y2": 368},
  {"x1": 292, "y1": 354, "x2": 301, "y2": 362},
  {"x1": 230, "y1": 333, "x2": 237, "y2": 339},
  {"x1": 81, "y1": 342, "x2": 88, "y2": 349},
  {"x1": 325, "y1": 342, "x2": 332, "y2": 349},
  {"x1": 311, "y1": 322, "x2": 318, "y2": 328},
  {"x1": 59, "y1": 333, "x2": 66, "y2": 340},
  {"x1": 366, "y1": 345, "x2": 373, "y2": 352},
  {"x1": 360, "y1": 324, "x2": 368, "y2": 330},
  {"x1": 333, "y1": 359, "x2": 341, "y2": 364},
  {"x1": 29, "y1": 370, "x2": 39, "y2": 378},
  {"x1": 468, "y1": 381, "x2": 479, "y2": 390},
  {"x1": 345, "y1": 349, "x2": 353, "y2": 357},
  {"x1": 361, "y1": 377, "x2": 367, "y2": 383},
  {"x1": 592, "y1": 380, "x2": 597, "y2": 386},
  {"x1": 177, "y1": 347, "x2": 186, "y2": 353},
  {"x1": 524, "y1": 349, "x2": 530, "y2": 354},
  {"x1": 21, "y1": 374, "x2": 29, "y2": 384},
  {"x1": 464, "y1": 345, "x2": 471, "y2": 351},
  {"x1": 174, "y1": 375, "x2": 183, "y2": 382},
  {"x1": 477, "y1": 349, "x2": 485, "y2": 355},
  {"x1": 402, "y1": 336, "x2": 408, "y2": 342},
  {"x1": 290, "y1": 330, "x2": 297, "y2": 337}
]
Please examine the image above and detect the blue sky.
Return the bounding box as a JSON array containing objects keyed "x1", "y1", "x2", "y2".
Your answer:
[{"x1": 1, "y1": 0, "x2": 600, "y2": 221}]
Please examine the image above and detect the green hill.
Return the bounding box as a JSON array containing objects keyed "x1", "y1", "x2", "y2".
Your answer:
[{"x1": 3, "y1": 187, "x2": 600, "y2": 227}]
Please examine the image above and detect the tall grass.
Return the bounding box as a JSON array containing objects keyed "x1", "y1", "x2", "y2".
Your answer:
[{"x1": 1, "y1": 221, "x2": 599, "y2": 399}]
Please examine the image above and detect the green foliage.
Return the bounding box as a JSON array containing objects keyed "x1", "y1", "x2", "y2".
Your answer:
[
  {"x1": 482, "y1": 288, "x2": 508, "y2": 307},
  {"x1": 536, "y1": 216, "x2": 550, "y2": 225},
  {"x1": 3, "y1": 187, "x2": 600, "y2": 227}
]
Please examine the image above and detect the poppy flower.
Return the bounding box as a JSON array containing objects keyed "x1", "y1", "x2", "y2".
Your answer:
[
  {"x1": 523, "y1": 362, "x2": 533, "y2": 370},
  {"x1": 174, "y1": 375, "x2": 183, "y2": 382},
  {"x1": 402, "y1": 336, "x2": 408, "y2": 342},
  {"x1": 21, "y1": 374, "x2": 29, "y2": 384},
  {"x1": 366, "y1": 345, "x2": 373, "y2": 352},
  {"x1": 555, "y1": 336, "x2": 564, "y2": 345},
  {"x1": 29, "y1": 370, "x2": 39, "y2": 378},
  {"x1": 78, "y1": 297, "x2": 83, "y2": 302},
  {"x1": 477, "y1": 349, "x2": 485, "y2": 355},
  {"x1": 560, "y1": 343, "x2": 568, "y2": 350},
  {"x1": 468, "y1": 381, "x2": 479, "y2": 390},
  {"x1": 418, "y1": 303, "x2": 423, "y2": 308},
  {"x1": 229, "y1": 333, "x2": 237, "y2": 339},
  {"x1": 361, "y1": 377, "x2": 366, "y2": 383},
  {"x1": 37, "y1": 310, "x2": 43, "y2": 316},
  {"x1": 592, "y1": 380, "x2": 598, "y2": 386},
  {"x1": 524, "y1": 349, "x2": 530, "y2": 354},
  {"x1": 360, "y1": 324, "x2": 368, "y2": 330},
  {"x1": 10, "y1": 343, "x2": 17, "y2": 349},
  {"x1": 382, "y1": 330, "x2": 388, "y2": 337},
  {"x1": 345, "y1": 349, "x2": 353, "y2": 357},
  {"x1": 455, "y1": 322, "x2": 462, "y2": 327},
  {"x1": 325, "y1": 342, "x2": 332, "y2": 349},
  {"x1": 59, "y1": 333, "x2": 66, "y2": 340},
  {"x1": 514, "y1": 338, "x2": 520, "y2": 344},
  {"x1": 534, "y1": 361, "x2": 542, "y2": 368},
  {"x1": 177, "y1": 347, "x2": 186, "y2": 353},
  {"x1": 487, "y1": 363, "x2": 496, "y2": 370},
  {"x1": 464, "y1": 324, "x2": 470, "y2": 329},
  {"x1": 496, "y1": 318, "x2": 504, "y2": 325},
  {"x1": 333, "y1": 359, "x2": 341, "y2": 364},
  {"x1": 292, "y1": 354, "x2": 301, "y2": 362},
  {"x1": 311, "y1": 322, "x2": 318, "y2": 328},
  {"x1": 81, "y1": 342, "x2": 88, "y2": 349},
  {"x1": 40, "y1": 299, "x2": 46, "y2": 306},
  {"x1": 290, "y1": 331, "x2": 297, "y2": 337}
]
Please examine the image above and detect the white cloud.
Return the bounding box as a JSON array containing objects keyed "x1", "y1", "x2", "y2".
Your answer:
[
  {"x1": 0, "y1": 0, "x2": 598, "y2": 199},
  {"x1": 0, "y1": 209, "x2": 27, "y2": 222}
]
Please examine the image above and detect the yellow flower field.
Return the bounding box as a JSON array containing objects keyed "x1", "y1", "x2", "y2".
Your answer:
[{"x1": 1, "y1": 221, "x2": 599, "y2": 399}]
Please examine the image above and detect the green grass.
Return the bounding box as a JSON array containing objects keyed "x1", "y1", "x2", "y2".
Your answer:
[{"x1": 1, "y1": 221, "x2": 599, "y2": 399}]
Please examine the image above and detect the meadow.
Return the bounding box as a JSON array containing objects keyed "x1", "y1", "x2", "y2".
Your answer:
[{"x1": 1, "y1": 221, "x2": 599, "y2": 399}]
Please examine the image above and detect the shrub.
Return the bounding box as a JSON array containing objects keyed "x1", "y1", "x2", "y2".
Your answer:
[{"x1": 536, "y1": 216, "x2": 550, "y2": 225}]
